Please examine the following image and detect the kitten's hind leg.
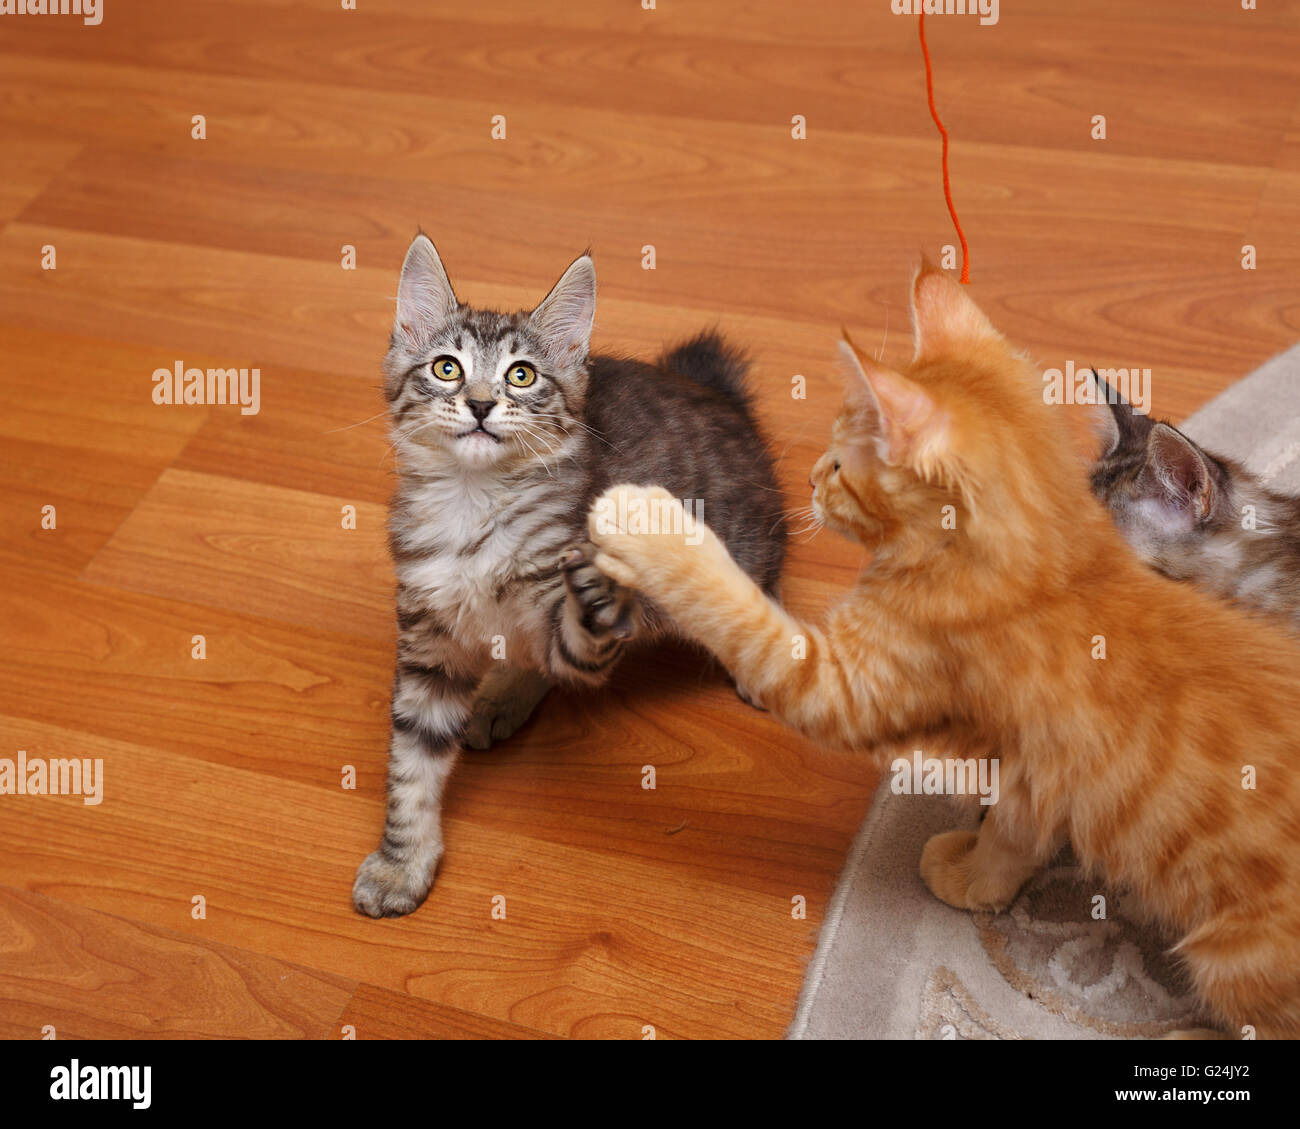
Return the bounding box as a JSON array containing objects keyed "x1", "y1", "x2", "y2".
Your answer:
[{"x1": 464, "y1": 666, "x2": 554, "y2": 750}]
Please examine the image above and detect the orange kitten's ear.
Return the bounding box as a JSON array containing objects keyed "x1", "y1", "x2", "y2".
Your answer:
[
  {"x1": 836, "y1": 337, "x2": 950, "y2": 474},
  {"x1": 834, "y1": 333, "x2": 883, "y2": 419},
  {"x1": 910, "y1": 261, "x2": 1000, "y2": 363}
]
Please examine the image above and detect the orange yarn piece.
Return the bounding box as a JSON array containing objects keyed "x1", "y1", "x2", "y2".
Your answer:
[{"x1": 918, "y1": 13, "x2": 970, "y2": 284}]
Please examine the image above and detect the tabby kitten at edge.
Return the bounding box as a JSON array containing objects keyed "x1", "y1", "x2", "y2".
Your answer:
[
  {"x1": 351, "y1": 234, "x2": 786, "y2": 918},
  {"x1": 587, "y1": 266, "x2": 1300, "y2": 1037},
  {"x1": 1090, "y1": 373, "x2": 1300, "y2": 630}
]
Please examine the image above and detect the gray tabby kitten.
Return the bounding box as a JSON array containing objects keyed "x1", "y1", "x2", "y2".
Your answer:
[
  {"x1": 352, "y1": 234, "x2": 786, "y2": 917},
  {"x1": 1090, "y1": 372, "x2": 1300, "y2": 628}
]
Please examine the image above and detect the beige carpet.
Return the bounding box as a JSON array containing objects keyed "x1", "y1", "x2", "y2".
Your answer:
[{"x1": 789, "y1": 346, "x2": 1300, "y2": 1039}]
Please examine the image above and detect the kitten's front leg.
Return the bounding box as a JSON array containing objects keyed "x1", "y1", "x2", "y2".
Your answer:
[
  {"x1": 544, "y1": 541, "x2": 638, "y2": 684},
  {"x1": 588, "y1": 485, "x2": 871, "y2": 748},
  {"x1": 460, "y1": 544, "x2": 638, "y2": 752},
  {"x1": 352, "y1": 630, "x2": 485, "y2": 918}
]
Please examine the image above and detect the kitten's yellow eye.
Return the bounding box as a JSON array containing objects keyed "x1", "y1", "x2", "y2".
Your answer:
[
  {"x1": 506, "y1": 362, "x2": 537, "y2": 388},
  {"x1": 431, "y1": 356, "x2": 463, "y2": 382}
]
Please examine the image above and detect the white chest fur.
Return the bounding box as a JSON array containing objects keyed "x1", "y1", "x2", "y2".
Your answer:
[{"x1": 393, "y1": 472, "x2": 558, "y2": 664}]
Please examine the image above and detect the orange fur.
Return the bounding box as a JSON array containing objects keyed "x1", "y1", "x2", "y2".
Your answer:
[{"x1": 589, "y1": 266, "x2": 1300, "y2": 1039}]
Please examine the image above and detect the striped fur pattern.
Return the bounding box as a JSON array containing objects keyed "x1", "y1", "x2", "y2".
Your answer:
[
  {"x1": 352, "y1": 235, "x2": 786, "y2": 917},
  {"x1": 589, "y1": 266, "x2": 1300, "y2": 1037},
  {"x1": 1090, "y1": 375, "x2": 1300, "y2": 631}
]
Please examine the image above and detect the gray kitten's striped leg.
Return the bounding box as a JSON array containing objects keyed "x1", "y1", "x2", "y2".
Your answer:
[
  {"x1": 463, "y1": 666, "x2": 554, "y2": 750},
  {"x1": 352, "y1": 645, "x2": 484, "y2": 918},
  {"x1": 548, "y1": 542, "x2": 638, "y2": 684},
  {"x1": 464, "y1": 543, "x2": 638, "y2": 746}
]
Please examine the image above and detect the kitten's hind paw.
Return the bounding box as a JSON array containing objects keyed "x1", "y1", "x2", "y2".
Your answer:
[
  {"x1": 464, "y1": 667, "x2": 553, "y2": 750},
  {"x1": 559, "y1": 542, "x2": 637, "y2": 640},
  {"x1": 351, "y1": 850, "x2": 436, "y2": 918}
]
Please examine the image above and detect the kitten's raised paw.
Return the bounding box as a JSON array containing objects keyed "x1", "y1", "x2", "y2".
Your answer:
[
  {"x1": 559, "y1": 542, "x2": 637, "y2": 639},
  {"x1": 351, "y1": 850, "x2": 435, "y2": 918}
]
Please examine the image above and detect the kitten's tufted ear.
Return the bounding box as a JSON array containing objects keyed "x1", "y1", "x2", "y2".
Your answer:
[
  {"x1": 834, "y1": 335, "x2": 884, "y2": 422},
  {"x1": 1087, "y1": 370, "x2": 1123, "y2": 458},
  {"x1": 836, "y1": 335, "x2": 951, "y2": 476},
  {"x1": 1088, "y1": 369, "x2": 1155, "y2": 458},
  {"x1": 531, "y1": 254, "x2": 596, "y2": 361},
  {"x1": 910, "y1": 261, "x2": 1000, "y2": 364},
  {"x1": 394, "y1": 234, "x2": 458, "y2": 344},
  {"x1": 1139, "y1": 423, "x2": 1217, "y2": 522}
]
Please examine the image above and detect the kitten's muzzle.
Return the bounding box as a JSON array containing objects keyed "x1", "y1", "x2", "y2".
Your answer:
[
  {"x1": 460, "y1": 398, "x2": 501, "y2": 441},
  {"x1": 457, "y1": 424, "x2": 501, "y2": 442}
]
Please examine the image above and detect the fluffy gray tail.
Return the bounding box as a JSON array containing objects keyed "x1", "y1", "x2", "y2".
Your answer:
[{"x1": 661, "y1": 330, "x2": 752, "y2": 404}]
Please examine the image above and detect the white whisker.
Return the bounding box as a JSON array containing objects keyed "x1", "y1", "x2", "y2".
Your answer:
[{"x1": 325, "y1": 409, "x2": 389, "y2": 434}]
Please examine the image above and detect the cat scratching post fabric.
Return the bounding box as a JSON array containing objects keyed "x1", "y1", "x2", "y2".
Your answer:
[{"x1": 787, "y1": 344, "x2": 1300, "y2": 1040}]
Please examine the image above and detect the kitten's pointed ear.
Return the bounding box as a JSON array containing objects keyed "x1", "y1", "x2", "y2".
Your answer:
[
  {"x1": 395, "y1": 234, "x2": 458, "y2": 344},
  {"x1": 910, "y1": 261, "x2": 1000, "y2": 363},
  {"x1": 834, "y1": 335, "x2": 882, "y2": 419},
  {"x1": 1087, "y1": 370, "x2": 1123, "y2": 457},
  {"x1": 1141, "y1": 423, "x2": 1217, "y2": 521},
  {"x1": 531, "y1": 254, "x2": 596, "y2": 361},
  {"x1": 1089, "y1": 369, "x2": 1155, "y2": 458},
  {"x1": 836, "y1": 336, "x2": 950, "y2": 473}
]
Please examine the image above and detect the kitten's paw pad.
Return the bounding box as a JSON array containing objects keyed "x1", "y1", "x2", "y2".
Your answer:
[
  {"x1": 351, "y1": 850, "x2": 435, "y2": 918},
  {"x1": 560, "y1": 542, "x2": 637, "y2": 639}
]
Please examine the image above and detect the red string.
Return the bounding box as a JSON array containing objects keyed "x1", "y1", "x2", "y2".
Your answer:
[{"x1": 918, "y1": 12, "x2": 970, "y2": 284}]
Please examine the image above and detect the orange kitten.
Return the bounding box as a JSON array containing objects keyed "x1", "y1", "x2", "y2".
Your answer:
[{"x1": 585, "y1": 266, "x2": 1300, "y2": 1039}]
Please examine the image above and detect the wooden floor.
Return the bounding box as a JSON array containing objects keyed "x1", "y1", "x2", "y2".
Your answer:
[{"x1": 1, "y1": 1, "x2": 1297, "y2": 1040}]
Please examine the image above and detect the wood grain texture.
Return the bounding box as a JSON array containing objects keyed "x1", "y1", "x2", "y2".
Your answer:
[
  {"x1": 333, "y1": 984, "x2": 560, "y2": 1041},
  {"x1": 0, "y1": 0, "x2": 1293, "y2": 1039},
  {"x1": 0, "y1": 887, "x2": 355, "y2": 1040}
]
